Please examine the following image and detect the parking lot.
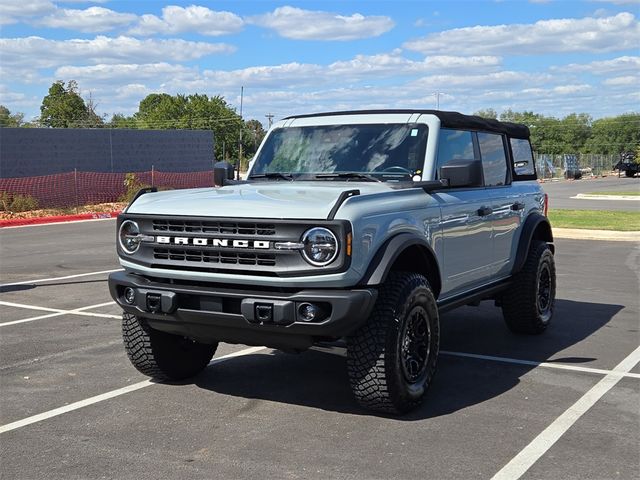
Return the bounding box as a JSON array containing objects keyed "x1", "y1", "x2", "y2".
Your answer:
[{"x1": 1, "y1": 219, "x2": 639, "y2": 479}]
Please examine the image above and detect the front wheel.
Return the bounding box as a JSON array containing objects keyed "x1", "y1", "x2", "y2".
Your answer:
[
  {"x1": 347, "y1": 272, "x2": 440, "y2": 414},
  {"x1": 122, "y1": 313, "x2": 217, "y2": 381},
  {"x1": 502, "y1": 241, "x2": 556, "y2": 334}
]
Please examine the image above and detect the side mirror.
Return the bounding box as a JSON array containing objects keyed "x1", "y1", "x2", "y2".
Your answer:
[
  {"x1": 439, "y1": 159, "x2": 483, "y2": 188},
  {"x1": 213, "y1": 161, "x2": 235, "y2": 187}
]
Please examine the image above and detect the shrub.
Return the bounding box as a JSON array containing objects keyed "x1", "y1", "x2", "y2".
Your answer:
[
  {"x1": 119, "y1": 173, "x2": 151, "y2": 204},
  {"x1": 0, "y1": 192, "x2": 39, "y2": 212}
]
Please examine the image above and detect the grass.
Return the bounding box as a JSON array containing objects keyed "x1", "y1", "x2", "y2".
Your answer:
[
  {"x1": 548, "y1": 209, "x2": 640, "y2": 231},
  {"x1": 587, "y1": 191, "x2": 640, "y2": 196}
]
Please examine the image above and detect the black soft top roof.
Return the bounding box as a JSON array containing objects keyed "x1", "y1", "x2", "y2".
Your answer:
[{"x1": 284, "y1": 109, "x2": 530, "y2": 139}]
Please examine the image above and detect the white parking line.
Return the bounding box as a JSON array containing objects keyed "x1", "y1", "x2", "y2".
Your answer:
[
  {"x1": 441, "y1": 350, "x2": 640, "y2": 380},
  {"x1": 0, "y1": 346, "x2": 267, "y2": 434},
  {"x1": 0, "y1": 268, "x2": 122, "y2": 288},
  {"x1": 314, "y1": 346, "x2": 640, "y2": 380},
  {"x1": 0, "y1": 301, "x2": 119, "y2": 327},
  {"x1": 491, "y1": 345, "x2": 640, "y2": 480},
  {"x1": 0, "y1": 216, "x2": 118, "y2": 230}
]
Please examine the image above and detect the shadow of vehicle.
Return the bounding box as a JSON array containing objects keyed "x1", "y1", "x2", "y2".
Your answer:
[{"x1": 191, "y1": 298, "x2": 623, "y2": 418}]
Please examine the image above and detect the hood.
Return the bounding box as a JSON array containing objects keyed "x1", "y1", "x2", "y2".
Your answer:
[{"x1": 126, "y1": 181, "x2": 391, "y2": 219}]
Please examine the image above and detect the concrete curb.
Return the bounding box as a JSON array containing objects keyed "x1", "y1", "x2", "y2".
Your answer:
[
  {"x1": 573, "y1": 194, "x2": 640, "y2": 201},
  {"x1": 0, "y1": 211, "x2": 120, "y2": 228},
  {"x1": 554, "y1": 228, "x2": 639, "y2": 242}
]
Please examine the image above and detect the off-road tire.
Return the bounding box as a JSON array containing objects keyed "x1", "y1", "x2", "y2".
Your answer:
[
  {"x1": 625, "y1": 170, "x2": 635, "y2": 178},
  {"x1": 347, "y1": 272, "x2": 439, "y2": 414},
  {"x1": 502, "y1": 241, "x2": 556, "y2": 334},
  {"x1": 122, "y1": 313, "x2": 217, "y2": 381}
]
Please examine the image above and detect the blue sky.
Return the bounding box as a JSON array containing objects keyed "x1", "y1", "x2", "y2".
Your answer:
[{"x1": 1, "y1": 0, "x2": 638, "y2": 125}]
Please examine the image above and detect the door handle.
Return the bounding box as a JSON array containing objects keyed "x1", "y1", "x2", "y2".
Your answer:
[
  {"x1": 477, "y1": 206, "x2": 493, "y2": 217},
  {"x1": 511, "y1": 202, "x2": 525, "y2": 211}
]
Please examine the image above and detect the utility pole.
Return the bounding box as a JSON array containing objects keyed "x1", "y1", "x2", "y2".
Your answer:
[
  {"x1": 433, "y1": 92, "x2": 442, "y2": 110},
  {"x1": 238, "y1": 86, "x2": 243, "y2": 180},
  {"x1": 265, "y1": 113, "x2": 274, "y2": 129}
]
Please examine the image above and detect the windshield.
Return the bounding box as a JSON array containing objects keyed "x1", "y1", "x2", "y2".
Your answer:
[{"x1": 250, "y1": 123, "x2": 428, "y2": 181}]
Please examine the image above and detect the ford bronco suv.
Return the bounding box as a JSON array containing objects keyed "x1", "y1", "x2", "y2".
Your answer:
[{"x1": 108, "y1": 110, "x2": 555, "y2": 414}]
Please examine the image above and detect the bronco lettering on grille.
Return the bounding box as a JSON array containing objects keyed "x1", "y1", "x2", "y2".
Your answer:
[{"x1": 155, "y1": 236, "x2": 270, "y2": 249}]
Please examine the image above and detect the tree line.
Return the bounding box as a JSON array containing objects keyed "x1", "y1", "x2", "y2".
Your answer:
[
  {"x1": 1, "y1": 80, "x2": 638, "y2": 158},
  {"x1": 0, "y1": 80, "x2": 266, "y2": 163}
]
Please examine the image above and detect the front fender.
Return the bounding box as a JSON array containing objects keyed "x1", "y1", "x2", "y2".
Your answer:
[{"x1": 359, "y1": 233, "x2": 439, "y2": 287}]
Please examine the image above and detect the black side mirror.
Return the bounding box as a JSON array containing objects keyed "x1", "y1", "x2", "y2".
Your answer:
[
  {"x1": 440, "y1": 159, "x2": 483, "y2": 188},
  {"x1": 213, "y1": 161, "x2": 235, "y2": 187}
]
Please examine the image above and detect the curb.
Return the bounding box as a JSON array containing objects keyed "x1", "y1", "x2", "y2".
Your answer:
[
  {"x1": 0, "y1": 211, "x2": 121, "y2": 228},
  {"x1": 573, "y1": 194, "x2": 640, "y2": 201},
  {"x1": 553, "y1": 228, "x2": 639, "y2": 242}
]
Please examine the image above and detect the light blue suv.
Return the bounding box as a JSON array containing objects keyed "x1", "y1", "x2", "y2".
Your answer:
[{"x1": 109, "y1": 109, "x2": 556, "y2": 414}]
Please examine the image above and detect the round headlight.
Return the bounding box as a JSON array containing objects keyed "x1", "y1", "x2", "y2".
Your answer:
[
  {"x1": 119, "y1": 220, "x2": 141, "y2": 254},
  {"x1": 301, "y1": 227, "x2": 338, "y2": 266}
]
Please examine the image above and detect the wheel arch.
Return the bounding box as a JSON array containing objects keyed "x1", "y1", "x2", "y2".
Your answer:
[
  {"x1": 512, "y1": 213, "x2": 554, "y2": 275},
  {"x1": 360, "y1": 233, "x2": 442, "y2": 299}
]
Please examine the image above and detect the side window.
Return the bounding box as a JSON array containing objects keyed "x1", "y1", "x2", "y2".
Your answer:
[
  {"x1": 478, "y1": 132, "x2": 508, "y2": 186},
  {"x1": 510, "y1": 138, "x2": 536, "y2": 177},
  {"x1": 436, "y1": 129, "x2": 475, "y2": 174}
]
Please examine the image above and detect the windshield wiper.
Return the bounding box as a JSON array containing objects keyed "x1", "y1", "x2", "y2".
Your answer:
[
  {"x1": 314, "y1": 172, "x2": 382, "y2": 182},
  {"x1": 248, "y1": 173, "x2": 294, "y2": 181}
]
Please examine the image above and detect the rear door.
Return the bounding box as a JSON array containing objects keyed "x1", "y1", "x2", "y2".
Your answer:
[
  {"x1": 477, "y1": 132, "x2": 520, "y2": 277},
  {"x1": 435, "y1": 129, "x2": 494, "y2": 296}
]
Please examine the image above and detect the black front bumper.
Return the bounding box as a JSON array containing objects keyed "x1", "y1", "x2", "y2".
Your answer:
[{"x1": 108, "y1": 271, "x2": 377, "y2": 350}]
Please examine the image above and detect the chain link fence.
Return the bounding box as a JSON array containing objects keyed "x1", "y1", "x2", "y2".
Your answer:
[{"x1": 534, "y1": 153, "x2": 620, "y2": 180}]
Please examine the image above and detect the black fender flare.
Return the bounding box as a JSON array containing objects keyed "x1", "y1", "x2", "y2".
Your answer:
[
  {"x1": 360, "y1": 233, "x2": 440, "y2": 291},
  {"x1": 512, "y1": 213, "x2": 554, "y2": 275}
]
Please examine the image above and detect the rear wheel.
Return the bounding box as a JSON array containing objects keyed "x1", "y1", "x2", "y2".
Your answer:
[
  {"x1": 122, "y1": 313, "x2": 217, "y2": 381},
  {"x1": 502, "y1": 241, "x2": 556, "y2": 334},
  {"x1": 347, "y1": 272, "x2": 439, "y2": 414}
]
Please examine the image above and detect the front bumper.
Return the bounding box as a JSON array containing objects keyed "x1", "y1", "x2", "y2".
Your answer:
[{"x1": 108, "y1": 271, "x2": 377, "y2": 350}]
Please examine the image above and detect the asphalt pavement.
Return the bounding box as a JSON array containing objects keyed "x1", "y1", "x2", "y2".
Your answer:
[
  {"x1": 542, "y1": 176, "x2": 639, "y2": 211},
  {"x1": 0, "y1": 219, "x2": 638, "y2": 479}
]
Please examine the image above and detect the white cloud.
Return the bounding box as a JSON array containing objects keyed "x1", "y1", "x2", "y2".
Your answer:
[
  {"x1": 0, "y1": 36, "x2": 235, "y2": 69},
  {"x1": 36, "y1": 6, "x2": 136, "y2": 32},
  {"x1": 404, "y1": 13, "x2": 639, "y2": 55},
  {"x1": 555, "y1": 56, "x2": 640, "y2": 75},
  {"x1": 129, "y1": 5, "x2": 244, "y2": 36},
  {"x1": 603, "y1": 75, "x2": 639, "y2": 85},
  {"x1": 54, "y1": 63, "x2": 195, "y2": 85},
  {"x1": 0, "y1": 0, "x2": 54, "y2": 25},
  {"x1": 248, "y1": 6, "x2": 394, "y2": 40}
]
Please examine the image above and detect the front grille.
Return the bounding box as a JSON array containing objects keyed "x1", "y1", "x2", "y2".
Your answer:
[
  {"x1": 152, "y1": 219, "x2": 276, "y2": 236},
  {"x1": 122, "y1": 215, "x2": 348, "y2": 277},
  {"x1": 154, "y1": 248, "x2": 277, "y2": 266}
]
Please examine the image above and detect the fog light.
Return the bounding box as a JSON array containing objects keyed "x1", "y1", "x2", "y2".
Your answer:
[
  {"x1": 298, "y1": 303, "x2": 319, "y2": 322},
  {"x1": 123, "y1": 287, "x2": 136, "y2": 305}
]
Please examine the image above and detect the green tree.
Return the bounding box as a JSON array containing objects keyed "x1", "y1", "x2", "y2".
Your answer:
[
  {"x1": 586, "y1": 113, "x2": 640, "y2": 154},
  {"x1": 133, "y1": 93, "x2": 244, "y2": 161},
  {"x1": 473, "y1": 108, "x2": 497, "y2": 119},
  {"x1": 558, "y1": 113, "x2": 592, "y2": 154},
  {"x1": 243, "y1": 119, "x2": 266, "y2": 157},
  {"x1": 109, "y1": 113, "x2": 138, "y2": 128},
  {"x1": 0, "y1": 105, "x2": 24, "y2": 127},
  {"x1": 40, "y1": 80, "x2": 89, "y2": 128}
]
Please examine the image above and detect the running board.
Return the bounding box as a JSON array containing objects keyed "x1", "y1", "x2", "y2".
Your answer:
[{"x1": 437, "y1": 279, "x2": 511, "y2": 313}]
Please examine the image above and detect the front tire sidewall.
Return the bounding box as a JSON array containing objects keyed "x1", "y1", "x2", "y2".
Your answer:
[{"x1": 388, "y1": 287, "x2": 439, "y2": 405}]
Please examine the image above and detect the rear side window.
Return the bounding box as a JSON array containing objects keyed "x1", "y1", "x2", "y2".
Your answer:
[
  {"x1": 510, "y1": 138, "x2": 536, "y2": 178},
  {"x1": 436, "y1": 129, "x2": 474, "y2": 171},
  {"x1": 478, "y1": 132, "x2": 508, "y2": 187}
]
